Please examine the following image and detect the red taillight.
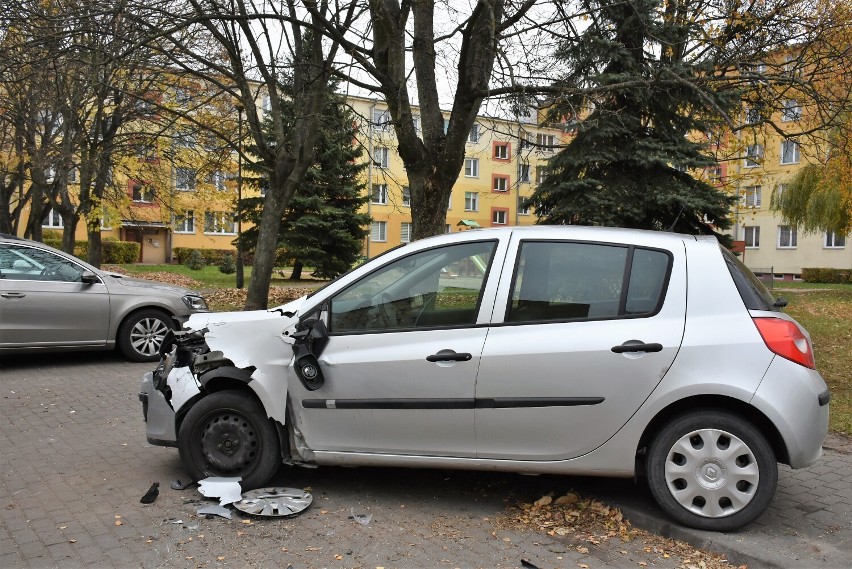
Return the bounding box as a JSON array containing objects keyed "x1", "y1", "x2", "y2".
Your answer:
[{"x1": 753, "y1": 317, "x2": 815, "y2": 369}]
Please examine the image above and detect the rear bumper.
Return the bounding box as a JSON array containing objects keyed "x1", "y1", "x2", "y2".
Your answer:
[{"x1": 753, "y1": 357, "x2": 829, "y2": 468}]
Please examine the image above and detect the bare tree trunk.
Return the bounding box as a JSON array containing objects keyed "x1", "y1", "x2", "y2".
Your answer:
[{"x1": 289, "y1": 259, "x2": 303, "y2": 281}]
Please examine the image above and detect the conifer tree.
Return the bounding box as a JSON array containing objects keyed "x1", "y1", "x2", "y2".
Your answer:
[
  {"x1": 241, "y1": 85, "x2": 369, "y2": 280},
  {"x1": 529, "y1": 0, "x2": 737, "y2": 238}
]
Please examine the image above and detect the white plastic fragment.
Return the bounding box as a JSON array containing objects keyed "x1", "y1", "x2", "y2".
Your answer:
[
  {"x1": 197, "y1": 476, "x2": 243, "y2": 506},
  {"x1": 197, "y1": 505, "x2": 232, "y2": 519}
]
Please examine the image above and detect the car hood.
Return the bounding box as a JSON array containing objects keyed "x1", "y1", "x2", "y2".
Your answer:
[
  {"x1": 184, "y1": 296, "x2": 307, "y2": 330},
  {"x1": 100, "y1": 273, "x2": 200, "y2": 296}
]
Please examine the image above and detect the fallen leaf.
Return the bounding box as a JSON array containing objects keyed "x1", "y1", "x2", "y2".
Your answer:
[
  {"x1": 335, "y1": 554, "x2": 344, "y2": 560},
  {"x1": 115, "y1": 521, "x2": 122, "y2": 526},
  {"x1": 68, "y1": 539, "x2": 77, "y2": 544},
  {"x1": 577, "y1": 546, "x2": 589, "y2": 554},
  {"x1": 241, "y1": 520, "x2": 253, "y2": 525},
  {"x1": 534, "y1": 495, "x2": 553, "y2": 507},
  {"x1": 217, "y1": 556, "x2": 225, "y2": 561}
]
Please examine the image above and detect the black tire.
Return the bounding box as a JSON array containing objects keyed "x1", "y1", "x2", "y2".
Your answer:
[
  {"x1": 646, "y1": 410, "x2": 777, "y2": 531},
  {"x1": 177, "y1": 390, "x2": 281, "y2": 489},
  {"x1": 117, "y1": 309, "x2": 175, "y2": 362}
]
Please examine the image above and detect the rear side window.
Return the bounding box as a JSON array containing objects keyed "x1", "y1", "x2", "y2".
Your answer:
[
  {"x1": 506, "y1": 241, "x2": 671, "y2": 323},
  {"x1": 720, "y1": 246, "x2": 776, "y2": 311}
]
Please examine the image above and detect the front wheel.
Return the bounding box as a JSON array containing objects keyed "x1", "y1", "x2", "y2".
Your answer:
[
  {"x1": 178, "y1": 390, "x2": 281, "y2": 489},
  {"x1": 117, "y1": 309, "x2": 175, "y2": 362},
  {"x1": 647, "y1": 410, "x2": 777, "y2": 531}
]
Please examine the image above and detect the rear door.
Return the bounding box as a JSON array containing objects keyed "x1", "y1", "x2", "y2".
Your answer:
[{"x1": 475, "y1": 237, "x2": 687, "y2": 460}]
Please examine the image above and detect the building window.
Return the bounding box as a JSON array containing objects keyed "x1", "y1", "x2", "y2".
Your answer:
[
  {"x1": 136, "y1": 143, "x2": 157, "y2": 162},
  {"x1": 176, "y1": 167, "x2": 196, "y2": 191},
  {"x1": 744, "y1": 144, "x2": 763, "y2": 168},
  {"x1": 493, "y1": 142, "x2": 510, "y2": 160},
  {"x1": 371, "y1": 221, "x2": 387, "y2": 242},
  {"x1": 468, "y1": 123, "x2": 480, "y2": 143},
  {"x1": 464, "y1": 158, "x2": 479, "y2": 178},
  {"x1": 492, "y1": 175, "x2": 509, "y2": 192},
  {"x1": 42, "y1": 208, "x2": 63, "y2": 228},
  {"x1": 412, "y1": 115, "x2": 420, "y2": 131},
  {"x1": 743, "y1": 185, "x2": 762, "y2": 208},
  {"x1": 518, "y1": 162, "x2": 530, "y2": 183},
  {"x1": 535, "y1": 166, "x2": 547, "y2": 184},
  {"x1": 778, "y1": 226, "x2": 797, "y2": 248},
  {"x1": 464, "y1": 191, "x2": 479, "y2": 212},
  {"x1": 372, "y1": 109, "x2": 391, "y2": 132},
  {"x1": 536, "y1": 133, "x2": 555, "y2": 151},
  {"x1": 782, "y1": 99, "x2": 801, "y2": 122},
  {"x1": 445, "y1": 224, "x2": 451, "y2": 234},
  {"x1": 131, "y1": 180, "x2": 155, "y2": 203},
  {"x1": 374, "y1": 147, "x2": 390, "y2": 168},
  {"x1": 402, "y1": 186, "x2": 411, "y2": 207},
  {"x1": 744, "y1": 107, "x2": 762, "y2": 125},
  {"x1": 175, "y1": 211, "x2": 195, "y2": 233},
  {"x1": 781, "y1": 140, "x2": 800, "y2": 165},
  {"x1": 261, "y1": 95, "x2": 271, "y2": 113},
  {"x1": 518, "y1": 132, "x2": 532, "y2": 150},
  {"x1": 207, "y1": 170, "x2": 226, "y2": 190},
  {"x1": 825, "y1": 232, "x2": 846, "y2": 248},
  {"x1": 518, "y1": 197, "x2": 529, "y2": 215},
  {"x1": 707, "y1": 165, "x2": 723, "y2": 183},
  {"x1": 371, "y1": 184, "x2": 388, "y2": 205},
  {"x1": 204, "y1": 211, "x2": 236, "y2": 235},
  {"x1": 743, "y1": 226, "x2": 760, "y2": 248},
  {"x1": 400, "y1": 222, "x2": 412, "y2": 243},
  {"x1": 491, "y1": 208, "x2": 508, "y2": 225}
]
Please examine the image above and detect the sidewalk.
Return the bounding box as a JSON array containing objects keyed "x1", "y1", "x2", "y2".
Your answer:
[{"x1": 589, "y1": 433, "x2": 852, "y2": 568}]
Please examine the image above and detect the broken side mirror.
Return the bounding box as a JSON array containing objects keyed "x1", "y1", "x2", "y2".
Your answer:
[
  {"x1": 291, "y1": 316, "x2": 329, "y2": 391},
  {"x1": 294, "y1": 352, "x2": 324, "y2": 391}
]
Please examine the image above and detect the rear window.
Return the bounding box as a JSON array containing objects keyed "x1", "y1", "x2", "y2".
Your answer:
[{"x1": 720, "y1": 246, "x2": 777, "y2": 311}]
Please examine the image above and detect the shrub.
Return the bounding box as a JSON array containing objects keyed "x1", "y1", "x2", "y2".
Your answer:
[
  {"x1": 187, "y1": 249, "x2": 206, "y2": 270},
  {"x1": 219, "y1": 253, "x2": 236, "y2": 274},
  {"x1": 801, "y1": 268, "x2": 852, "y2": 284},
  {"x1": 173, "y1": 247, "x2": 238, "y2": 265},
  {"x1": 103, "y1": 239, "x2": 140, "y2": 264}
]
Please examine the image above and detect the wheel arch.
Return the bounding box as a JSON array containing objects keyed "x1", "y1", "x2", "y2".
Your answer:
[{"x1": 637, "y1": 395, "x2": 790, "y2": 466}]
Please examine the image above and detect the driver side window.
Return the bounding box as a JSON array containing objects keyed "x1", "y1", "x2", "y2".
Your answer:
[
  {"x1": 330, "y1": 241, "x2": 496, "y2": 333},
  {"x1": 0, "y1": 244, "x2": 83, "y2": 282}
]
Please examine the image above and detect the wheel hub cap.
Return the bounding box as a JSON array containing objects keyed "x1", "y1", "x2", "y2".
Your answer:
[{"x1": 201, "y1": 413, "x2": 257, "y2": 474}]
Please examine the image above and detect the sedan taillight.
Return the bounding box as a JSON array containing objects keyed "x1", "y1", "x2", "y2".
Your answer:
[{"x1": 753, "y1": 317, "x2": 815, "y2": 369}]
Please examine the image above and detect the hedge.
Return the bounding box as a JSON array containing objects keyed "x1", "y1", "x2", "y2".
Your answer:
[
  {"x1": 174, "y1": 247, "x2": 240, "y2": 265},
  {"x1": 801, "y1": 268, "x2": 852, "y2": 284},
  {"x1": 40, "y1": 232, "x2": 139, "y2": 264}
]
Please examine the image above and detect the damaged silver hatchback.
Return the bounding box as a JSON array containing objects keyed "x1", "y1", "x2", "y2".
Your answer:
[{"x1": 139, "y1": 226, "x2": 830, "y2": 531}]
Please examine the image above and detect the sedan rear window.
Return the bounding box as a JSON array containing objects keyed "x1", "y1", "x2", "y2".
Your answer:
[{"x1": 506, "y1": 241, "x2": 671, "y2": 323}]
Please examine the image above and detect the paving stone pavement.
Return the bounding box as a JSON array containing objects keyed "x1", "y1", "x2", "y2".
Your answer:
[{"x1": 1, "y1": 351, "x2": 850, "y2": 568}]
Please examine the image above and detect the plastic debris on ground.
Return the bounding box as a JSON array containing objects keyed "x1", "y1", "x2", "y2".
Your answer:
[
  {"x1": 197, "y1": 505, "x2": 233, "y2": 519},
  {"x1": 348, "y1": 508, "x2": 372, "y2": 526},
  {"x1": 197, "y1": 476, "x2": 243, "y2": 506}
]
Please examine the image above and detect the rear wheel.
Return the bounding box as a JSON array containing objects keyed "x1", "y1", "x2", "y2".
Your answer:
[
  {"x1": 647, "y1": 410, "x2": 777, "y2": 531},
  {"x1": 178, "y1": 390, "x2": 281, "y2": 489}
]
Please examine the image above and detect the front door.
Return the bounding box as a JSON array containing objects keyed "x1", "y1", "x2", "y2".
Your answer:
[
  {"x1": 291, "y1": 240, "x2": 501, "y2": 457},
  {"x1": 475, "y1": 238, "x2": 686, "y2": 460}
]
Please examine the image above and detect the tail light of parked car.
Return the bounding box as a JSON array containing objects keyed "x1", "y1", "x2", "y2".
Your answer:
[{"x1": 752, "y1": 317, "x2": 815, "y2": 369}]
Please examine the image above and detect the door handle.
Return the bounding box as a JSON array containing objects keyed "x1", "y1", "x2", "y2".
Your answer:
[
  {"x1": 1, "y1": 292, "x2": 26, "y2": 299},
  {"x1": 426, "y1": 350, "x2": 473, "y2": 362},
  {"x1": 611, "y1": 342, "x2": 663, "y2": 353}
]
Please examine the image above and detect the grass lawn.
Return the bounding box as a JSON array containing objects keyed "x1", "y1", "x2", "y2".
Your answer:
[
  {"x1": 783, "y1": 287, "x2": 852, "y2": 436},
  {"x1": 115, "y1": 263, "x2": 325, "y2": 289}
]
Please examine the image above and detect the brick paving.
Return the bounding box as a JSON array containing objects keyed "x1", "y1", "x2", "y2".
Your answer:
[{"x1": 1, "y1": 351, "x2": 850, "y2": 568}]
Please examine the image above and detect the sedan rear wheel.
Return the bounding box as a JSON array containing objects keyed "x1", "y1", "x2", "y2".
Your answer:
[
  {"x1": 647, "y1": 410, "x2": 777, "y2": 531},
  {"x1": 118, "y1": 309, "x2": 175, "y2": 362}
]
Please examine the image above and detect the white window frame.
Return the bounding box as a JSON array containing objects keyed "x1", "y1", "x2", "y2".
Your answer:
[
  {"x1": 131, "y1": 181, "x2": 155, "y2": 203},
  {"x1": 174, "y1": 211, "x2": 195, "y2": 234},
  {"x1": 464, "y1": 191, "x2": 479, "y2": 212},
  {"x1": 175, "y1": 167, "x2": 196, "y2": 191},
  {"x1": 374, "y1": 147, "x2": 390, "y2": 168},
  {"x1": 208, "y1": 170, "x2": 226, "y2": 191},
  {"x1": 824, "y1": 232, "x2": 846, "y2": 248},
  {"x1": 464, "y1": 158, "x2": 479, "y2": 178},
  {"x1": 743, "y1": 226, "x2": 760, "y2": 248},
  {"x1": 744, "y1": 144, "x2": 763, "y2": 168},
  {"x1": 493, "y1": 176, "x2": 509, "y2": 192},
  {"x1": 494, "y1": 143, "x2": 509, "y2": 160},
  {"x1": 468, "y1": 123, "x2": 480, "y2": 143},
  {"x1": 42, "y1": 208, "x2": 64, "y2": 228},
  {"x1": 536, "y1": 133, "x2": 555, "y2": 152},
  {"x1": 535, "y1": 166, "x2": 547, "y2": 184},
  {"x1": 204, "y1": 211, "x2": 237, "y2": 235},
  {"x1": 492, "y1": 209, "x2": 508, "y2": 225},
  {"x1": 743, "y1": 185, "x2": 762, "y2": 208},
  {"x1": 777, "y1": 225, "x2": 798, "y2": 249},
  {"x1": 373, "y1": 109, "x2": 391, "y2": 132},
  {"x1": 402, "y1": 186, "x2": 411, "y2": 207},
  {"x1": 371, "y1": 184, "x2": 388, "y2": 205},
  {"x1": 782, "y1": 99, "x2": 801, "y2": 122},
  {"x1": 518, "y1": 162, "x2": 530, "y2": 183},
  {"x1": 400, "y1": 222, "x2": 412, "y2": 243},
  {"x1": 781, "y1": 140, "x2": 800, "y2": 165},
  {"x1": 371, "y1": 221, "x2": 387, "y2": 242}
]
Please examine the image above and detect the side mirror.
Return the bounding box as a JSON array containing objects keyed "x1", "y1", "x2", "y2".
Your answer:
[{"x1": 80, "y1": 270, "x2": 100, "y2": 284}]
